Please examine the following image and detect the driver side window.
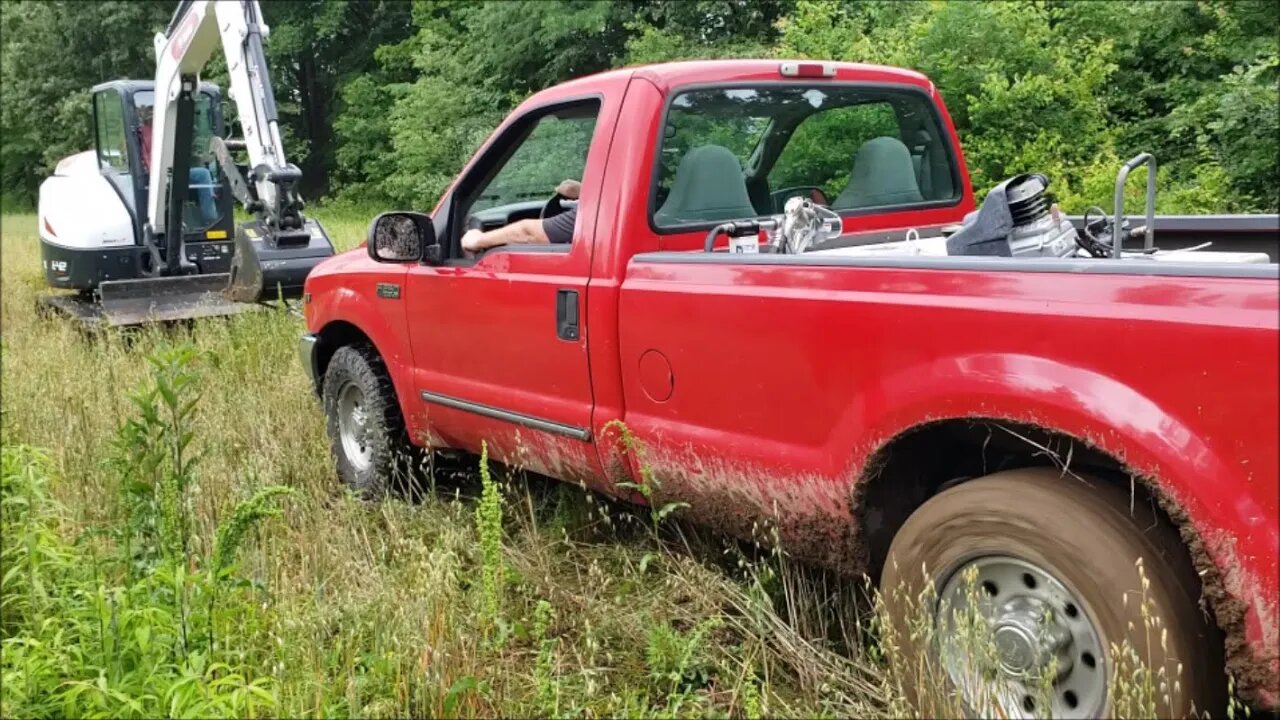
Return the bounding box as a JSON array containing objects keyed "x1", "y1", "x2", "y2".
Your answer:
[{"x1": 470, "y1": 104, "x2": 599, "y2": 213}]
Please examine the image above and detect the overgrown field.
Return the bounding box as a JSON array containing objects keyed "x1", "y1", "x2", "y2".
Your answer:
[
  {"x1": 0, "y1": 210, "x2": 923, "y2": 718},
  {"x1": 0, "y1": 211, "x2": 1239, "y2": 719}
]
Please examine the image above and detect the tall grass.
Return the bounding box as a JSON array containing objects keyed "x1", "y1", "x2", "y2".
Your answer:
[
  {"x1": 0, "y1": 210, "x2": 1227, "y2": 718},
  {"x1": 1, "y1": 210, "x2": 905, "y2": 717}
]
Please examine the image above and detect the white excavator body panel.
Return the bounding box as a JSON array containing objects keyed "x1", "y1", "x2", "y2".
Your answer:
[{"x1": 39, "y1": 151, "x2": 135, "y2": 250}]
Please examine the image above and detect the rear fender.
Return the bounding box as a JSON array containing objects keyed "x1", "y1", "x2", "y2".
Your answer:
[{"x1": 842, "y1": 352, "x2": 1278, "y2": 699}]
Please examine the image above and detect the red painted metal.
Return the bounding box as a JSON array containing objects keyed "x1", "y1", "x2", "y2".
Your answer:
[{"x1": 303, "y1": 60, "x2": 1279, "y2": 703}]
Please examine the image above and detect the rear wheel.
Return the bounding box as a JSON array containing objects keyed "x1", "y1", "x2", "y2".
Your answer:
[
  {"x1": 322, "y1": 344, "x2": 423, "y2": 499},
  {"x1": 880, "y1": 468, "x2": 1224, "y2": 718}
]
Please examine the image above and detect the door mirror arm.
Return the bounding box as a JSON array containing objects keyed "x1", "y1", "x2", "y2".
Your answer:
[{"x1": 422, "y1": 242, "x2": 443, "y2": 265}]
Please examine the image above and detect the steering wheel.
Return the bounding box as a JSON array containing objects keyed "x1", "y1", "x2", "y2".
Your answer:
[{"x1": 540, "y1": 192, "x2": 571, "y2": 220}]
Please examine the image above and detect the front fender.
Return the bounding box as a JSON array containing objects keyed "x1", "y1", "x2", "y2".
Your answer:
[
  {"x1": 839, "y1": 352, "x2": 1278, "y2": 697},
  {"x1": 308, "y1": 281, "x2": 415, "y2": 426}
]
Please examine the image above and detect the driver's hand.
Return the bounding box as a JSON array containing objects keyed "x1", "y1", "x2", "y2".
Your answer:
[
  {"x1": 556, "y1": 179, "x2": 582, "y2": 200},
  {"x1": 461, "y1": 228, "x2": 485, "y2": 253}
]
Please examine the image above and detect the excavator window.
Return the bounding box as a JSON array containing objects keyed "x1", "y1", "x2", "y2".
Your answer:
[
  {"x1": 133, "y1": 90, "x2": 224, "y2": 232},
  {"x1": 93, "y1": 90, "x2": 131, "y2": 174}
]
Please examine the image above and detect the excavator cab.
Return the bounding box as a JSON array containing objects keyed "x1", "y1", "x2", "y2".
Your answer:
[{"x1": 91, "y1": 80, "x2": 236, "y2": 277}]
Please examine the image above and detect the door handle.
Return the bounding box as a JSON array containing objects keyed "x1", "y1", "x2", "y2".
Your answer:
[{"x1": 556, "y1": 289, "x2": 579, "y2": 341}]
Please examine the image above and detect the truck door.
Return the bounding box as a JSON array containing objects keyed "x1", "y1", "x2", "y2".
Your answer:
[{"x1": 403, "y1": 93, "x2": 618, "y2": 486}]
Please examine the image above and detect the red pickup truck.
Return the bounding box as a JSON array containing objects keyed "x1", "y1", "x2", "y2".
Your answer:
[{"x1": 299, "y1": 60, "x2": 1278, "y2": 715}]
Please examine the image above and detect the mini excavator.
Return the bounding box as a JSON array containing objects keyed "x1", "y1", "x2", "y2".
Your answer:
[{"x1": 37, "y1": 0, "x2": 334, "y2": 326}]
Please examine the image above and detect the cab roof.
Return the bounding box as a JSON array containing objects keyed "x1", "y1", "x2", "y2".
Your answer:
[
  {"x1": 91, "y1": 78, "x2": 222, "y2": 97},
  {"x1": 535, "y1": 59, "x2": 935, "y2": 102}
]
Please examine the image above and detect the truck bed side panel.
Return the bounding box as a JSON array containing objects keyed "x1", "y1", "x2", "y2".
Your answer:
[{"x1": 616, "y1": 257, "x2": 1278, "y2": 686}]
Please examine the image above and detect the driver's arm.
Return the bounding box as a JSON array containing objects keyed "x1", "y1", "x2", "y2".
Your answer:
[{"x1": 461, "y1": 219, "x2": 550, "y2": 252}]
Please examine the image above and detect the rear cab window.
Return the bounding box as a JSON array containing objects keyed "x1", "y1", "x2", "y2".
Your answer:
[{"x1": 651, "y1": 84, "x2": 961, "y2": 230}]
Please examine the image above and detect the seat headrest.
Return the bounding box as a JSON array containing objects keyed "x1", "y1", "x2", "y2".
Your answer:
[
  {"x1": 833, "y1": 136, "x2": 924, "y2": 210},
  {"x1": 655, "y1": 144, "x2": 757, "y2": 225}
]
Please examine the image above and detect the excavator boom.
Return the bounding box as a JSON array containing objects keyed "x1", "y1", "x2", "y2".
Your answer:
[{"x1": 149, "y1": 0, "x2": 332, "y2": 303}]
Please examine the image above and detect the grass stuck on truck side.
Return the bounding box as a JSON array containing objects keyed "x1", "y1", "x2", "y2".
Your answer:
[{"x1": 0, "y1": 211, "x2": 1230, "y2": 718}]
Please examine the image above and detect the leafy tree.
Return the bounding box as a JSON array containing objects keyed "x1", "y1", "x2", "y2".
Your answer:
[
  {"x1": 257, "y1": 0, "x2": 414, "y2": 196},
  {"x1": 1, "y1": 1, "x2": 171, "y2": 207},
  {"x1": 1, "y1": 0, "x2": 1275, "y2": 213}
]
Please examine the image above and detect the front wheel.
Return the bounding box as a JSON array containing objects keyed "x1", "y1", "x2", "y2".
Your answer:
[
  {"x1": 880, "y1": 468, "x2": 1224, "y2": 718},
  {"x1": 321, "y1": 344, "x2": 422, "y2": 499}
]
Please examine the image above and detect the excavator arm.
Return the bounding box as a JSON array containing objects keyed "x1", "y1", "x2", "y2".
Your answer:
[{"x1": 146, "y1": 0, "x2": 329, "y2": 301}]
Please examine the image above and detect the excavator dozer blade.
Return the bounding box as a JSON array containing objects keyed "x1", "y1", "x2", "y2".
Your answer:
[
  {"x1": 94, "y1": 273, "x2": 259, "y2": 327},
  {"x1": 225, "y1": 219, "x2": 335, "y2": 303}
]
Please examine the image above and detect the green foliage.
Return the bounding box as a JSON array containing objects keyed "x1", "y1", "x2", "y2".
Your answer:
[
  {"x1": 531, "y1": 599, "x2": 559, "y2": 716},
  {"x1": 117, "y1": 345, "x2": 204, "y2": 564},
  {"x1": 2, "y1": 0, "x2": 1274, "y2": 212},
  {"x1": 212, "y1": 485, "x2": 296, "y2": 575},
  {"x1": 606, "y1": 420, "x2": 689, "y2": 532},
  {"x1": 0, "y1": 345, "x2": 290, "y2": 719},
  {"x1": 773, "y1": 0, "x2": 1274, "y2": 210},
  {"x1": 644, "y1": 617, "x2": 722, "y2": 705},
  {"x1": 475, "y1": 442, "x2": 505, "y2": 628},
  {"x1": 0, "y1": 1, "x2": 171, "y2": 208},
  {"x1": 0, "y1": 445, "x2": 69, "y2": 639}
]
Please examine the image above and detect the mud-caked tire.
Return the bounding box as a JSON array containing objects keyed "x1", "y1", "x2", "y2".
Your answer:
[
  {"x1": 880, "y1": 468, "x2": 1224, "y2": 718},
  {"x1": 321, "y1": 344, "x2": 424, "y2": 500}
]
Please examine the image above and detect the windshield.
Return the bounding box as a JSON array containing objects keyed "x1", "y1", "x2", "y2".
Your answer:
[
  {"x1": 134, "y1": 90, "x2": 224, "y2": 233},
  {"x1": 653, "y1": 85, "x2": 960, "y2": 228}
]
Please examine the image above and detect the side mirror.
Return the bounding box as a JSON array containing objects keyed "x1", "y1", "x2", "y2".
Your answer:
[{"x1": 368, "y1": 211, "x2": 437, "y2": 264}]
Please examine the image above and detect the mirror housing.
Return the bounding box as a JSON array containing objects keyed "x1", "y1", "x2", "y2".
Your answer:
[{"x1": 367, "y1": 211, "x2": 436, "y2": 264}]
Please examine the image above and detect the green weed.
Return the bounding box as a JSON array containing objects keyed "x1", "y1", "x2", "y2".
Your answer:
[
  {"x1": 0, "y1": 343, "x2": 289, "y2": 718},
  {"x1": 475, "y1": 441, "x2": 506, "y2": 637}
]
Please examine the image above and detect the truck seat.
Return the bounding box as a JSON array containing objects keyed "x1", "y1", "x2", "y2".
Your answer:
[
  {"x1": 655, "y1": 144, "x2": 757, "y2": 225},
  {"x1": 833, "y1": 136, "x2": 924, "y2": 209}
]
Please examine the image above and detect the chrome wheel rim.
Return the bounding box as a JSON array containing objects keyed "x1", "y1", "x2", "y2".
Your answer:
[
  {"x1": 937, "y1": 555, "x2": 1106, "y2": 718},
  {"x1": 337, "y1": 381, "x2": 373, "y2": 472}
]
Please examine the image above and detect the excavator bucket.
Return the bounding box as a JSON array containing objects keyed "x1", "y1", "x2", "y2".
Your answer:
[
  {"x1": 38, "y1": 273, "x2": 257, "y2": 329},
  {"x1": 37, "y1": 219, "x2": 335, "y2": 329},
  {"x1": 225, "y1": 218, "x2": 335, "y2": 303}
]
